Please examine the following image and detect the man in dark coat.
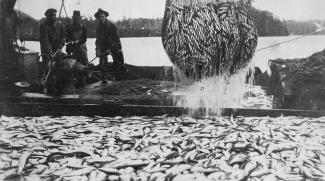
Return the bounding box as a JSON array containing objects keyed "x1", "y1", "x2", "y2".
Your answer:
[
  {"x1": 40, "y1": 8, "x2": 69, "y2": 94},
  {"x1": 39, "y1": 8, "x2": 65, "y2": 71},
  {"x1": 94, "y1": 8, "x2": 126, "y2": 82},
  {"x1": 65, "y1": 10, "x2": 88, "y2": 65}
]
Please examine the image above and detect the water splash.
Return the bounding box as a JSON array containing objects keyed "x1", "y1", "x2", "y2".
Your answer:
[{"x1": 172, "y1": 65, "x2": 272, "y2": 116}]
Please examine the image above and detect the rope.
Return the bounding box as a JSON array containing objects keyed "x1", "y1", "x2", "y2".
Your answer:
[
  {"x1": 48, "y1": 0, "x2": 52, "y2": 8},
  {"x1": 255, "y1": 28, "x2": 323, "y2": 53},
  {"x1": 88, "y1": 56, "x2": 98, "y2": 65},
  {"x1": 41, "y1": 49, "x2": 62, "y2": 86},
  {"x1": 17, "y1": 0, "x2": 21, "y2": 21},
  {"x1": 15, "y1": 0, "x2": 25, "y2": 51},
  {"x1": 58, "y1": 0, "x2": 69, "y2": 19}
]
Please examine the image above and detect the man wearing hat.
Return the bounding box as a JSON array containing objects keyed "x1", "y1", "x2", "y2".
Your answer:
[
  {"x1": 39, "y1": 8, "x2": 65, "y2": 90},
  {"x1": 94, "y1": 8, "x2": 126, "y2": 82},
  {"x1": 65, "y1": 10, "x2": 88, "y2": 66},
  {"x1": 40, "y1": 8, "x2": 65, "y2": 68}
]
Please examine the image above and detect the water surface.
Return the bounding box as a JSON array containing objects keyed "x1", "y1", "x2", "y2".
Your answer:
[{"x1": 25, "y1": 35, "x2": 325, "y2": 69}]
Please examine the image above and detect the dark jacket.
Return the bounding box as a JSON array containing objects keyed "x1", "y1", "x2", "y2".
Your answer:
[
  {"x1": 95, "y1": 20, "x2": 121, "y2": 52},
  {"x1": 65, "y1": 23, "x2": 87, "y2": 55},
  {"x1": 39, "y1": 20, "x2": 65, "y2": 57},
  {"x1": 65, "y1": 23, "x2": 87, "y2": 45}
]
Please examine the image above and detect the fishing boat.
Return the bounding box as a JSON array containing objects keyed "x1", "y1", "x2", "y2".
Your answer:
[
  {"x1": 0, "y1": 0, "x2": 178, "y2": 116},
  {"x1": 1, "y1": 0, "x2": 325, "y2": 118}
]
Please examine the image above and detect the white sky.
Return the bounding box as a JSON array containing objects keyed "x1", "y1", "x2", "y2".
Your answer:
[{"x1": 14, "y1": 0, "x2": 325, "y2": 21}]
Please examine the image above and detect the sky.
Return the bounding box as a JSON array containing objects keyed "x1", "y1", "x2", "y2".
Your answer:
[{"x1": 14, "y1": 0, "x2": 325, "y2": 21}]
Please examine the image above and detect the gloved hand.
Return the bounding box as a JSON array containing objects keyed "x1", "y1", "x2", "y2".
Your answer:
[
  {"x1": 67, "y1": 41, "x2": 79, "y2": 46},
  {"x1": 72, "y1": 40, "x2": 79, "y2": 45}
]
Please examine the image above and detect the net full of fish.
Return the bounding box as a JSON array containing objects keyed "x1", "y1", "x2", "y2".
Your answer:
[
  {"x1": 0, "y1": 115, "x2": 325, "y2": 181},
  {"x1": 162, "y1": 0, "x2": 258, "y2": 78}
]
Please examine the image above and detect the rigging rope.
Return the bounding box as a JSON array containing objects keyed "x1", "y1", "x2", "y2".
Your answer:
[
  {"x1": 48, "y1": 0, "x2": 52, "y2": 8},
  {"x1": 255, "y1": 27, "x2": 325, "y2": 53},
  {"x1": 58, "y1": 0, "x2": 69, "y2": 19}
]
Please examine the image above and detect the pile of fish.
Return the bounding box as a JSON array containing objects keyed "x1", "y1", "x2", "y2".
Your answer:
[{"x1": 0, "y1": 115, "x2": 324, "y2": 181}]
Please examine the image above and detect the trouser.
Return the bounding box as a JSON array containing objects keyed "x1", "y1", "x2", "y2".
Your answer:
[
  {"x1": 41, "y1": 52, "x2": 69, "y2": 92},
  {"x1": 41, "y1": 55, "x2": 57, "y2": 87},
  {"x1": 99, "y1": 47, "x2": 125, "y2": 80},
  {"x1": 67, "y1": 44, "x2": 89, "y2": 66},
  {"x1": 99, "y1": 48, "x2": 124, "y2": 66},
  {"x1": 54, "y1": 59, "x2": 87, "y2": 92}
]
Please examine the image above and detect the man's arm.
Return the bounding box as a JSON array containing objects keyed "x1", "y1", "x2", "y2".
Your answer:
[
  {"x1": 95, "y1": 28, "x2": 102, "y2": 57},
  {"x1": 65, "y1": 24, "x2": 73, "y2": 54},
  {"x1": 78, "y1": 25, "x2": 87, "y2": 45},
  {"x1": 39, "y1": 23, "x2": 52, "y2": 56},
  {"x1": 111, "y1": 23, "x2": 122, "y2": 49},
  {"x1": 58, "y1": 23, "x2": 66, "y2": 49},
  {"x1": 65, "y1": 24, "x2": 72, "y2": 43}
]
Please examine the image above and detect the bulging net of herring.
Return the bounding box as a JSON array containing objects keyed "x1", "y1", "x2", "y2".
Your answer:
[
  {"x1": 162, "y1": 0, "x2": 258, "y2": 78},
  {"x1": 0, "y1": 115, "x2": 324, "y2": 180}
]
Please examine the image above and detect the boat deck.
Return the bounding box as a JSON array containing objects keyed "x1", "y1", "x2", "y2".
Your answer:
[{"x1": 2, "y1": 79, "x2": 325, "y2": 118}]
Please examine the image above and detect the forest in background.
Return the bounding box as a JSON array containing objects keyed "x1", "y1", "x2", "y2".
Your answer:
[
  {"x1": 16, "y1": 8, "x2": 325, "y2": 41},
  {"x1": 284, "y1": 20, "x2": 325, "y2": 35},
  {"x1": 252, "y1": 9, "x2": 289, "y2": 36}
]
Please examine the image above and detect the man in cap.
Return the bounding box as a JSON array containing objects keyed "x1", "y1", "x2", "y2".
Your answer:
[
  {"x1": 65, "y1": 10, "x2": 88, "y2": 66},
  {"x1": 39, "y1": 8, "x2": 65, "y2": 92},
  {"x1": 40, "y1": 8, "x2": 65, "y2": 67},
  {"x1": 94, "y1": 8, "x2": 126, "y2": 82}
]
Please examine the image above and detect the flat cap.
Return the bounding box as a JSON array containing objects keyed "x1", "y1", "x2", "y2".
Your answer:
[
  {"x1": 44, "y1": 8, "x2": 57, "y2": 17},
  {"x1": 73, "y1": 10, "x2": 81, "y2": 17}
]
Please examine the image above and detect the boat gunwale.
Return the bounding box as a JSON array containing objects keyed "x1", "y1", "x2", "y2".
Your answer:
[{"x1": 2, "y1": 101, "x2": 325, "y2": 118}]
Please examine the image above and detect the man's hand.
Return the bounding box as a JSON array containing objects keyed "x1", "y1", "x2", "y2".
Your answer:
[
  {"x1": 67, "y1": 41, "x2": 80, "y2": 46},
  {"x1": 96, "y1": 49, "x2": 111, "y2": 57},
  {"x1": 73, "y1": 40, "x2": 79, "y2": 45}
]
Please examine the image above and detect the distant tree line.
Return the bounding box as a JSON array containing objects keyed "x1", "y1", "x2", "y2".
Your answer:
[
  {"x1": 17, "y1": 13, "x2": 163, "y2": 40},
  {"x1": 20, "y1": 9, "x2": 325, "y2": 41},
  {"x1": 116, "y1": 17, "x2": 162, "y2": 37},
  {"x1": 283, "y1": 20, "x2": 325, "y2": 35},
  {"x1": 66, "y1": 17, "x2": 163, "y2": 37},
  {"x1": 252, "y1": 9, "x2": 289, "y2": 36}
]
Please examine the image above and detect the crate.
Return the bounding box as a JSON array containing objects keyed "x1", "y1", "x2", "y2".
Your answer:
[{"x1": 17, "y1": 50, "x2": 40, "y2": 84}]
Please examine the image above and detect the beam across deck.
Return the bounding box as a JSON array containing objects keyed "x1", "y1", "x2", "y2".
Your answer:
[{"x1": 2, "y1": 102, "x2": 325, "y2": 117}]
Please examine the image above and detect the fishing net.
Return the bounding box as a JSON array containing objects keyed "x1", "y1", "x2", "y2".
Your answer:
[
  {"x1": 162, "y1": 0, "x2": 258, "y2": 78},
  {"x1": 268, "y1": 48, "x2": 325, "y2": 109}
]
